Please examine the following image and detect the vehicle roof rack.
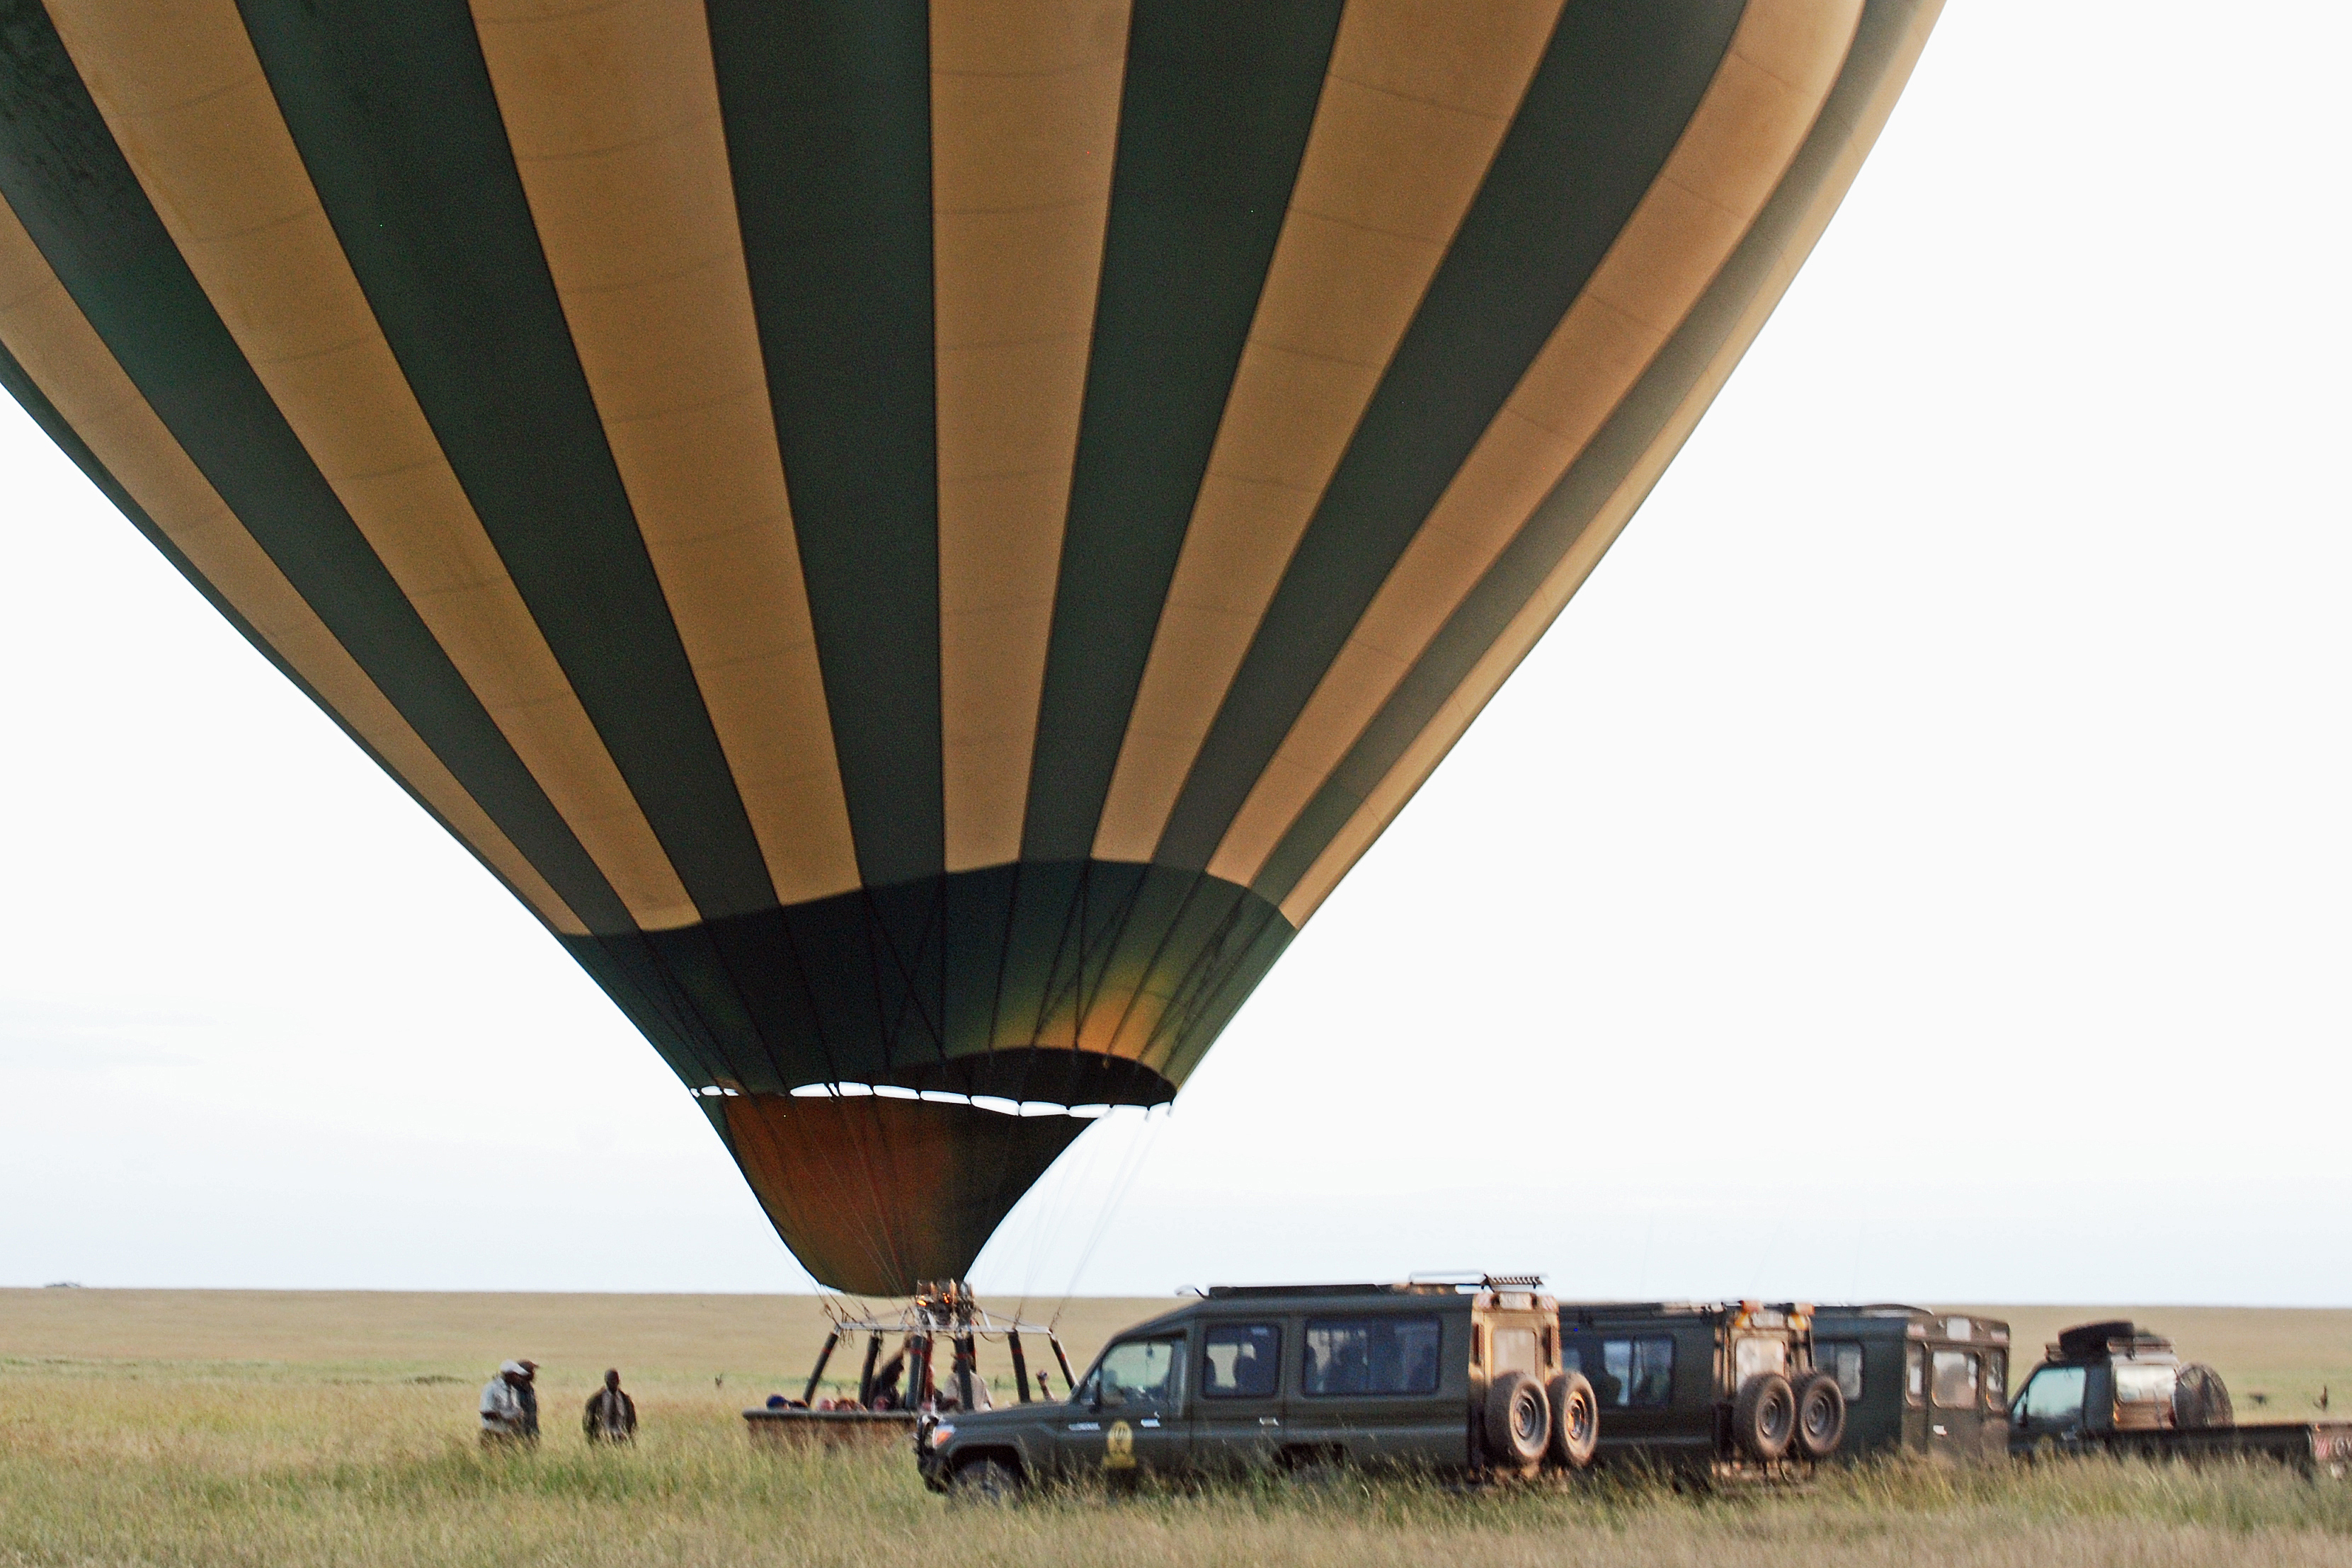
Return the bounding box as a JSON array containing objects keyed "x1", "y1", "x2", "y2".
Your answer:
[
  {"x1": 2055, "y1": 1321, "x2": 2173, "y2": 1361},
  {"x1": 1407, "y1": 1271, "x2": 1547, "y2": 1291}
]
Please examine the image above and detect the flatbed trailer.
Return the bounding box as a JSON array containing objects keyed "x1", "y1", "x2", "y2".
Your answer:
[{"x1": 2039, "y1": 1420, "x2": 2352, "y2": 1477}]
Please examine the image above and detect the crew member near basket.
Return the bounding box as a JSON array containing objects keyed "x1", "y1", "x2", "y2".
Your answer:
[
  {"x1": 479, "y1": 1358, "x2": 539, "y2": 1446},
  {"x1": 583, "y1": 1368, "x2": 638, "y2": 1444}
]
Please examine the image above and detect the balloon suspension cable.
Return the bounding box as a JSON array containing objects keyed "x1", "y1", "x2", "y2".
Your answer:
[{"x1": 1049, "y1": 1102, "x2": 1169, "y2": 1332}]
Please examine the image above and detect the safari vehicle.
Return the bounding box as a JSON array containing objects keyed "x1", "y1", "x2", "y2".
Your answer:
[
  {"x1": 917, "y1": 1276, "x2": 1598, "y2": 1497},
  {"x1": 1557, "y1": 1302, "x2": 1845, "y2": 1477},
  {"x1": 1811, "y1": 1305, "x2": 2009, "y2": 1464},
  {"x1": 2009, "y1": 1321, "x2": 2352, "y2": 1477}
]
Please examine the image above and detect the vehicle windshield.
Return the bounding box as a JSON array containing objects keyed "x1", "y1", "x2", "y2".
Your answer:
[
  {"x1": 2016, "y1": 1365, "x2": 2086, "y2": 1427},
  {"x1": 1079, "y1": 1338, "x2": 1183, "y2": 1412}
]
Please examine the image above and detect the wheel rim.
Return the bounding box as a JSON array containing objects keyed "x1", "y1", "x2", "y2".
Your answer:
[
  {"x1": 1571, "y1": 1395, "x2": 1594, "y2": 1446},
  {"x1": 1804, "y1": 1395, "x2": 1834, "y2": 1443},
  {"x1": 1763, "y1": 1391, "x2": 1793, "y2": 1443},
  {"x1": 1514, "y1": 1391, "x2": 1543, "y2": 1447}
]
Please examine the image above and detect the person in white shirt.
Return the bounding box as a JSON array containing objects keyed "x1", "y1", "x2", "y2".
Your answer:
[{"x1": 479, "y1": 1359, "x2": 538, "y2": 1446}]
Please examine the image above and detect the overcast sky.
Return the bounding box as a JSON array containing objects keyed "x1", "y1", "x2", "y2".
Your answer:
[{"x1": 4, "y1": 0, "x2": 2348, "y2": 1307}]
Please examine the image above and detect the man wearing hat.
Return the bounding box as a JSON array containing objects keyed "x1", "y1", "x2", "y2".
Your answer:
[{"x1": 479, "y1": 1359, "x2": 540, "y2": 1446}]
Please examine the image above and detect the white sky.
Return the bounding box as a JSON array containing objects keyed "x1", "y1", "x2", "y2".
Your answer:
[{"x1": 3, "y1": 0, "x2": 2346, "y2": 1307}]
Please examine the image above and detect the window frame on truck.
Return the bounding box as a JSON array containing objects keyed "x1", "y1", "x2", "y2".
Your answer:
[
  {"x1": 1905, "y1": 1342, "x2": 1926, "y2": 1407},
  {"x1": 1200, "y1": 1322, "x2": 1282, "y2": 1401},
  {"x1": 1563, "y1": 1334, "x2": 1676, "y2": 1409},
  {"x1": 1931, "y1": 1349, "x2": 1980, "y2": 1411},
  {"x1": 1818, "y1": 1339, "x2": 1865, "y2": 1402},
  {"x1": 1299, "y1": 1314, "x2": 1442, "y2": 1399}
]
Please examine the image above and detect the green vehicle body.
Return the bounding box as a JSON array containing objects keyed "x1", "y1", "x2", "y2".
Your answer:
[
  {"x1": 1811, "y1": 1305, "x2": 2010, "y2": 1465},
  {"x1": 1558, "y1": 1302, "x2": 1834, "y2": 1478},
  {"x1": 917, "y1": 1281, "x2": 1575, "y2": 1492}
]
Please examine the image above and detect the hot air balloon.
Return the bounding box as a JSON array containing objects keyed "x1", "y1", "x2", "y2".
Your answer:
[{"x1": 0, "y1": 0, "x2": 1937, "y2": 1293}]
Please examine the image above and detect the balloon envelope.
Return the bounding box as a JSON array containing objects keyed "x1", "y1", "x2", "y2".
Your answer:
[{"x1": 0, "y1": 0, "x2": 1934, "y2": 1293}]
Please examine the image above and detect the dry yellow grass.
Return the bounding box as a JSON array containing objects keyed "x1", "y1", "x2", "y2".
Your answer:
[{"x1": 3, "y1": 1291, "x2": 2348, "y2": 1567}]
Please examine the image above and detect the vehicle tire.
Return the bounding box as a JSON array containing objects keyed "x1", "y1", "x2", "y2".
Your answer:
[
  {"x1": 1485, "y1": 1370, "x2": 1551, "y2": 1470},
  {"x1": 946, "y1": 1455, "x2": 1022, "y2": 1504},
  {"x1": 1791, "y1": 1371, "x2": 1846, "y2": 1460},
  {"x1": 1546, "y1": 1372, "x2": 1599, "y2": 1469},
  {"x1": 1731, "y1": 1373, "x2": 1796, "y2": 1463},
  {"x1": 2174, "y1": 1364, "x2": 2234, "y2": 1430}
]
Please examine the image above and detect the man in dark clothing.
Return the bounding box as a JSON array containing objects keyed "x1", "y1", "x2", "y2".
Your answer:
[
  {"x1": 514, "y1": 1359, "x2": 540, "y2": 1440},
  {"x1": 583, "y1": 1368, "x2": 637, "y2": 1443}
]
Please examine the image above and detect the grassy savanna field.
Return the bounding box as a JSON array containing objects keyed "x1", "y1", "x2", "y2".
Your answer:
[{"x1": 4, "y1": 1291, "x2": 2349, "y2": 1567}]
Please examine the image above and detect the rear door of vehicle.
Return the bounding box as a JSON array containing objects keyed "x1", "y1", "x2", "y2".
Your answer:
[
  {"x1": 1192, "y1": 1317, "x2": 1287, "y2": 1472},
  {"x1": 1926, "y1": 1341, "x2": 1983, "y2": 1459}
]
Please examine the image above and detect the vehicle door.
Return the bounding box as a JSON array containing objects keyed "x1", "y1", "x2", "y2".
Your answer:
[
  {"x1": 2009, "y1": 1363, "x2": 2088, "y2": 1450},
  {"x1": 1058, "y1": 1334, "x2": 1191, "y2": 1479},
  {"x1": 1926, "y1": 1344, "x2": 1983, "y2": 1460},
  {"x1": 1289, "y1": 1312, "x2": 1458, "y2": 1467},
  {"x1": 1566, "y1": 1327, "x2": 1689, "y2": 1457},
  {"x1": 1192, "y1": 1319, "x2": 1286, "y2": 1472},
  {"x1": 1980, "y1": 1347, "x2": 2010, "y2": 1463}
]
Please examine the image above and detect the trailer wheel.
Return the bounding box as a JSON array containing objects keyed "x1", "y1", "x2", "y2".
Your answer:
[
  {"x1": 946, "y1": 1455, "x2": 1022, "y2": 1504},
  {"x1": 1792, "y1": 1371, "x2": 1846, "y2": 1460},
  {"x1": 1546, "y1": 1372, "x2": 1599, "y2": 1469},
  {"x1": 1485, "y1": 1371, "x2": 1551, "y2": 1470},
  {"x1": 1732, "y1": 1373, "x2": 1796, "y2": 1463}
]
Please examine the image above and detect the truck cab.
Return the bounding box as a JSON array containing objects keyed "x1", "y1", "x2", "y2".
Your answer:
[
  {"x1": 918, "y1": 1278, "x2": 1596, "y2": 1496},
  {"x1": 1558, "y1": 1301, "x2": 1846, "y2": 1477},
  {"x1": 2009, "y1": 1321, "x2": 2222, "y2": 1452}
]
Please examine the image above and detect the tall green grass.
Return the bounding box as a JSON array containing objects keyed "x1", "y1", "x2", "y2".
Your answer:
[{"x1": 4, "y1": 1366, "x2": 2350, "y2": 1568}]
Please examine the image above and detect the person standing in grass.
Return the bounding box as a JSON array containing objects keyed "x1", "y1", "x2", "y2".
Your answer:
[
  {"x1": 583, "y1": 1368, "x2": 637, "y2": 1445},
  {"x1": 479, "y1": 1359, "x2": 539, "y2": 1447}
]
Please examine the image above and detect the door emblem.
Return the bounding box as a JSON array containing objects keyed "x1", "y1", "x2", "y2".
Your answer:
[{"x1": 1105, "y1": 1420, "x2": 1135, "y2": 1470}]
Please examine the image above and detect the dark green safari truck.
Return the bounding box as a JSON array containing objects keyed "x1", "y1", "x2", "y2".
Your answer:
[
  {"x1": 1810, "y1": 1305, "x2": 2010, "y2": 1464},
  {"x1": 917, "y1": 1278, "x2": 1597, "y2": 1497},
  {"x1": 1556, "y1": 1301, "x2": 1847, "y2": 1478}
]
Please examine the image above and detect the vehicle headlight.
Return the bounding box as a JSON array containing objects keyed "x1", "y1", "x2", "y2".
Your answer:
[{"x1": 927, "y1": 1423, "x2": 955, "y2": 1448}]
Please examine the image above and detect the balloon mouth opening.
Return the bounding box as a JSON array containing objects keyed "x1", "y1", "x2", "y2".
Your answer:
[
  {"x1": 683, "y1": 1046, "x2": 1175, "y2": 1114},
  {"x1": 694, "y1": 1082, "x2": 1114, "y2": 1120}
]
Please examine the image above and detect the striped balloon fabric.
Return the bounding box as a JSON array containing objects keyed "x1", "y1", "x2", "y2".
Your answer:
[{"x1": 0, "y1": 0, "x2": 1937, "y2": 1293}]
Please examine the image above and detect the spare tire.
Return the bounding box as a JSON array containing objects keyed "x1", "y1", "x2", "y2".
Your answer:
[
  {"x1": 1732, "y1": 1372, "x2": 1796, "y2": 1463},
  {"x1": 1546, "y1": 1371, "x2": 1599, "y2": 1469},
  {"x1": 1485, "y1": 1370, "x2": 1550, "y2": 1470},
  {"x1": 1792, "y1": 1370, "x2": 1846, "y2": 1460},
  {"x1": 2175, "y1": 1363, "x2": 2234, "y2": 1430}
]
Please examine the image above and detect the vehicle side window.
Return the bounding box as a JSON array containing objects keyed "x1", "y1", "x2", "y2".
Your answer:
[
  {"x1": 1931, "y1": 1350, "x2": 1979, "y2": 1409},
  {"x1": 1983, "y1": 1349, "x2": 2007, "y2": 1408},
  {"x1": 1818, "y1": 1339, "x2": 1864, "y2": 1402},
  {"x1": 1905, "y1": 1343, "x2": 1924, "y2": 1407},
  {"x1": 2018, "y1": 1366, "x2": 2086, "y2": 1427},
  {"x1": 1202, "y1": 1323, "x2": 1280, "y2": 1400},
  {"x1": 1303, "y1": 1316, "x2": 1441, "y2": 1397},
  {"x1": 1594, "y1": 1337, "x2": 1674, "y2": 1407},
  {"x1": 1092, "y1": 1337, "x2": 1184, "y2": 1412},
  {"x1": 2114, "y1": 1362, "x2": 2177, "y2": 1406}
]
